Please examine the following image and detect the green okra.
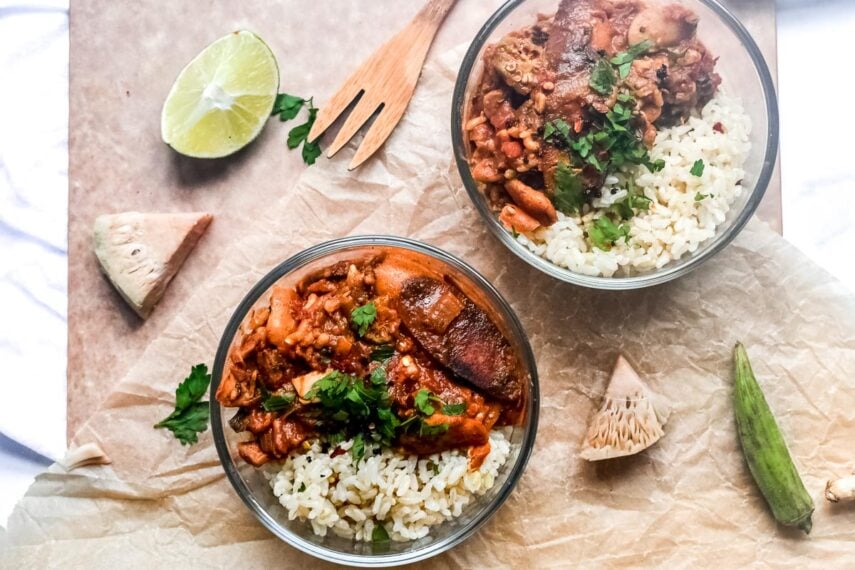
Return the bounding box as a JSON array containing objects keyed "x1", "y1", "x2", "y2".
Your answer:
[{"x1": 733, "y1": 342, "x2": 814, "y2": 534}]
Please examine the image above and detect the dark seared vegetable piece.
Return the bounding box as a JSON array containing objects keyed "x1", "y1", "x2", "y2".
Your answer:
[
  {"x1": 396, "y1": 276, "x2": 523, "y2": 403},
  {"x1": 544, "y1": 0, "x2": 601, "y2": 124},
  {"x1": 733, "y1": 342, "x2": 814, "y2": 534}
]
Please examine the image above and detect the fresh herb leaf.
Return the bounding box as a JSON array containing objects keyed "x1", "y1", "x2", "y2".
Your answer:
[
  {"x1": 154, "y1": 364, "x2": 212, "y2": 445},
  {"x1": 542, "y1": 119, "x2": 573, "y2": 148},
  {"x1": 271, "y1": 93, "x2": 306, "y2": 121},
  {"x1": 553, "y1": 162, "x2": 586, "y2": 214},
  {"x1": 414, "y1": 388, "x2": 442, "y2": 416},
  {"x1": 376, "y1": 406, "x2": 400, "y2": 442},
  {"x1": 370, "y1": 366, "x2": 387, "y2": 387},
  {"x1": 648, "y1": 158, "x2": 666, "y2": 172},
  {"x1": 628, "y1": 193, "x2": 652, "y2": 211},
  {"x1": 372, "y1": 524, "x2": 390, "y2": 544},
  {"x1": 173, "y1": 363, "x2": 210, "y2": 411},
  {"x1": 589, "y1": 217, "x2": 631, "y2": 250},
  {"x1": 155, "y1": 402, "x2": 210, "y2": 445},
  {"x1": 442, "y1": 402, "x2": 466, "y2": 416},
  {"x1": 262, "y1": 391, "x2": 296, "y2": 412},
  {"x1": 589, "y1": 58, "x2": 617, "y2": 95},
  {"x1": 351, "y1": 302, "x2": 377, "y2": 336},
  {"x1": 298, "y1": 482, "x2": 307, "y2": 492},
  {"x1": 612, "y1": 199, "x2": 634, "y2": 220},
  {"x1": 695, "y1": 192, "x2": 713, "y2": 201},
  {"x1": 370, "y1": 345, "x2": 395, "y2": 362},
  {"x1": 419, "y1": 421, "x2": 450, "y2": 437},
  {"x1": 327, "y1": 431, "x2": 347, "y2": 446},
  {"x1": 351, "y1": 432, "x2": 366, "y2": 463},
  {"x1": 285, "y1": 98, "x2": 322, "y2": 165},
  {"x1": 302, "y1": 138, "x2": 322, "y2": 165},
  {"x1": 690, "y1": 159, "x2": 705, "y2": 177},
  {"x1": 306, "y1": 370, "x2": 399, "y2": 449},
  {"x1": 610, "y1": 40, "x2": 653, "y2": 78}
]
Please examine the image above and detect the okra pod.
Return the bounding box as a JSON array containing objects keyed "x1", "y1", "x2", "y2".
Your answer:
[{"x1": 733, "y1": 342, "x2": 814, "y2": 533}]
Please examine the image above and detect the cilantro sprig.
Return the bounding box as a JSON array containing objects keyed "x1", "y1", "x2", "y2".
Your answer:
[
  {"x1": 304, "y1": 369, "x2": 397, "y2": 462},
  {"x1": 414, "y1": 388, "x2": 443, "y2": 416},
  {"x1": 610, "y1": 40, "x2": 654, "y2": 78},
  {"x1": 351, "y1": 302, "x2": 377, "y2": 337},
  {"x1": 271, "y1": 93, "x2": 322, "y2": 165},
  {"x1": 370, "y1": 345, "x2": 395, "y2": 362},
  {"x1": 589, "y1": 58, "x2": 617, "y2": 95},
  {"x1": 154, "y1": 364, "x2": 211, "y2": 445},
  {"x1": 553, "y1": 162, "x2": 586, "y2": 215},
  {"x1": 589, "y1": 216, "x2": 631, "y2": 251},
  {"x1": 262, "y1": 391, "x2": 296, "y2": 412}
]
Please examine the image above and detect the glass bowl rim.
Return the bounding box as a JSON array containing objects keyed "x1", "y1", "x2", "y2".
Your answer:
[
  {"x1": 451, "y1": 0, "x2": 780, "y2": 291},
  {"x1": 209, "y1": 235, "x2": 541, "y2": 567}
]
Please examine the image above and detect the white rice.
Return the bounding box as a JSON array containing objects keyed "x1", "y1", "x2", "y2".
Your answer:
[
  {"x1": 266, "y1": 430, "x2": 511, "y2": 542},
  {"x1": 516, "y1": 91, "x2": 752, "y2": 277}
]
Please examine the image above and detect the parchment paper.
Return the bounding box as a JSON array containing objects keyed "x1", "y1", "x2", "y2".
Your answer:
[{"x1": 4, "y1": 45, "x2": 855, "y2": 568}]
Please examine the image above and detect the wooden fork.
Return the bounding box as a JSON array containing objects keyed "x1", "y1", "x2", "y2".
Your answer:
[{"x1": 307, "y1": 0, "x2": 458, "y2": 170}]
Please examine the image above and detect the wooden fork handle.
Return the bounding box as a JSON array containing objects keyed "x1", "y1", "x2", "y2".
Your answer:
[{"x1": 418, "y1": 0, "x2": 458, "y2": 30}]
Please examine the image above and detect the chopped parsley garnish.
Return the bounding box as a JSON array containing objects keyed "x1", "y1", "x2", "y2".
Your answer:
[
  {"x1": 629, "y1": 193, "x2": 652, "y2": 211},
  {"x1": 695, "y1": 192, "x2": 713, "y2": 201},
  {"x1": 271, "y1": 93, "x2": 306, "y2": 121},
  {"x1": 414, "y1": 388, "x2": 443, "y2": 416},
  {"x1": 419, "y1": 422, "x2": 450, "y2": 437},
  {"x1": 442, "y1": 402, "x2": 466, "y2": 416},
  {"x1": 589, "y1": 217, "x2": 631, "y2": 250},
  {"x1": 350, "y1": 302, "x2": 377, "y2": 336},
  {"x1": 305, "y1": 370, "x2": 398, "y2": 460},
  {"x1": 262, "y1": 391, "x2": 296, "y2": 412},
  {"x1": 690, "y1": 159, "x2": 705, "y2": 177},
  {"x1": 298, "y1": 482, "x2": 306, "y2": 492},
  {"x1": 154, "y1": 364, "x2": 211, "y2": 445},
  {"x1": 370, "y1": 365, "x2": 387, "y2": 387},
  {"x1": 543, "y1": 92, "x2": 664, "y2": 187},
  {"x1": 372, "y1": 524, "x2": 391, "y2": 545},
  {"x1": 610, "y1": 40, "x2": 653, "y2": 78},
  {"x1": 370, "y1": 345, "x2": 395, "y2": 362},
  {"x1": 589, "y1": 58, "x2": 617, "y2": 95},
  {"x1": 351, "y1": 432, "x2": 366, "y2": 462},
  {"x1": 272, "y1": 92, "x2": 322, "y2": 165},
  {"x1": 553, "y1": 162, "x2": 586, "y2": 215},
  {"x1": 542, "y1": 118, "x2": 573, "y2": 147}
]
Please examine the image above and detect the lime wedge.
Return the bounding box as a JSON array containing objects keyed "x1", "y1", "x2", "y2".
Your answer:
[{"x1": 161, "y1": 31, "x2": 279, "y2": 158}]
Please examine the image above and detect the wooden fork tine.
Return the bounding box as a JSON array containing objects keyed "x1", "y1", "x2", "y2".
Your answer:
[
  {"x1": 348, "y1": 99, "x2": 410, "y2": 170},
  {"x1": 307, "y1": 81, "x2": 363, "y2": 143},
  {"x1": 326, "y1": 93, "x2": 384, "y2": 158}
]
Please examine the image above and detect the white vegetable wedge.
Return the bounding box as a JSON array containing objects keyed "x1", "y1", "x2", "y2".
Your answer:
[
  {"x1": 580, "y1": 355, "x2": 666, "y2": 461},
  {"x1": 93, "y1": 212, "x2": 212, "y2": 319},
  {"x1": 60, "y1": 443, "x2": 112, "y2": 471}
]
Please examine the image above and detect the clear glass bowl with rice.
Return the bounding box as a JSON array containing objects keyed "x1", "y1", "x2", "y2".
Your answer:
[
  {"x1": 452, "y1": 0, "x2": 778, "y2": 289},
  {"x1": 210, "y1": 236, "x2": 539, "y2": 567}
]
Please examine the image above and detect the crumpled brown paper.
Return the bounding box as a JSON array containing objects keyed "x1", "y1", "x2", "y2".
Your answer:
[{"x1": 4, "y1": 44, "x2": 855, "y2": 568}]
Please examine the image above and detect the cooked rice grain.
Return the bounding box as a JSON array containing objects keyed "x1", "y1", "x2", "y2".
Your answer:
[
  {"x1": 267, "y1": 431, "x2": 511, "y2": 542},
  {"x1": 516, "y1": 92, "x2": 752, "y2": 277}
]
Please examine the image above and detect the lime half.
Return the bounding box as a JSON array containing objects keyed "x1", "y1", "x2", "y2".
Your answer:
[{"x1": 161, "y1": 31, "x2": 279, "y2": 158}]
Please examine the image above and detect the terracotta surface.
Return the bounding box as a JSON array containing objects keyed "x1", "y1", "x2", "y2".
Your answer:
[{"x1": 68, "y1": 0, "x2": 781, "y2": 438}]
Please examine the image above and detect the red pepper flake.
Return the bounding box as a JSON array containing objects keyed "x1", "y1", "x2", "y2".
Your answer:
[
  {"x1": 330, "y1": 446, "x2": 347, "y2": 458},
  {"x1": 713, "y1": 122, "x2": 725, "y2": 134}
]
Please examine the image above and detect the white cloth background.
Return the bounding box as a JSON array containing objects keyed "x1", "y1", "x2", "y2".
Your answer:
[
  {"x1": 0, "y1": 0, "x2": 69, "y2": 524},
  {"x1": 0, "y1": 0, "x2": 853, "y2": 528}
]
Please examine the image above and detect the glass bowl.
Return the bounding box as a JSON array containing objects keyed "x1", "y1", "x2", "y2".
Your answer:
[
  {"x1": 210, "y1": 236, "x2": 539, "y2": 567},
  {"x1": 451, "y1": 0, "x2": 779, "y2": 290}
]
